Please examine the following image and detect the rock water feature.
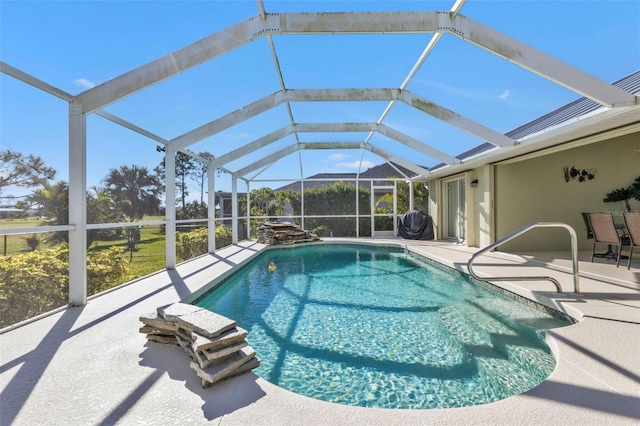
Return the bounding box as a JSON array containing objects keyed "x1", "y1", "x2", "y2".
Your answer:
[
  {"x1": 139, "y1": 303, "x2": 260, "y2": 388},
  {"x1": 256, "y1": 220, "x2": 321, "y2": 245}
]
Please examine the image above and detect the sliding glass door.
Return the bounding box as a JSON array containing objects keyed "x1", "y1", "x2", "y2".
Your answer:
[{"x1": 445, "y1": 178, "x2": 466, "y2": 242}]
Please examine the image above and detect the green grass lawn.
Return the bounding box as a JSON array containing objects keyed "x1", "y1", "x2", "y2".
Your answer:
[
  {"x1": 1, "y1": 217, "x2": 222, "y2": 282},
  {"x1": 89, "y1": 225, "x2": 167, "y2": 280},
  {"x1": 0, "y1": 217, "x2": 43, "y2": 228},
  {"x1": 2, "y1": 217, "x2": 169, "y2": 279}
]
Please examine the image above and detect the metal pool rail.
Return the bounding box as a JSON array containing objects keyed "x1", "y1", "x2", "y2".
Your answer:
[{"x1": 467, "y1": 222, "x2": 580, "y2": 294}]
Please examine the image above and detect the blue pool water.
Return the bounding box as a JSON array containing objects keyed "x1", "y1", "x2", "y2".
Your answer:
[{"x1": 195, "y1": 244, "x2": 569, "y2": 409}]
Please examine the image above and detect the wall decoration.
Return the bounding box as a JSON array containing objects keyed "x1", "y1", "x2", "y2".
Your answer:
[{"x1": 563, "y1": 166, "x2": 596, "y2": 182}]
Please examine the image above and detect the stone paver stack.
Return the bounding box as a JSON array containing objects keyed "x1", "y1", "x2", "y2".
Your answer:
[
  {"x1": 139, "y1": 302, "x2": 260, "y2": 388},
  {"x1": 256, "y1": 220, "x2": 320, "y2": 245}
]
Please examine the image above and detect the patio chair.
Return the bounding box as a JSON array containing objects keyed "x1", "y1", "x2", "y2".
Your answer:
[
  {"x1": 623, "y1": 212, "x2": 640, "y2": 269},
  {"x1": 587, "y1": 212, "x2": 630, "y2": 267},
  {"x1": 581, "y1": 212, "x2": 613, "y2": 258}
]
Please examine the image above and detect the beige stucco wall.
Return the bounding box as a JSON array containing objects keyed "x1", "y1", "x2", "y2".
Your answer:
[
  {"x1": 494, "y1": 131, "x2": 640, "y2": 252},
  {"x1": 467, "y1": 165, "x2": 493, "y2": 248}
]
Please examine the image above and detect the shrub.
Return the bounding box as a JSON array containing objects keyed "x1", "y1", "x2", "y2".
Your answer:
[
  {"x1": 216, "y1": 225, "x2": 232, "y2": 248},
  {"x1": 0, "y1": 246, "x2": 68, "y2": 327},
  {"x1": 24, "y1": 234, "x2": 41, "y2": 251},
  {"x1": 176, "y1": 227, "x2": 208, "y2": 261},
  {"x1": 0, "y1": 246, "x2": 129, "y2": 328},
  {"x1": 176, "y1": 225, "x2": 233, "y2": 262},
  {"x1": 87, "y1": 246, "x2": 129, "y2": 296}
]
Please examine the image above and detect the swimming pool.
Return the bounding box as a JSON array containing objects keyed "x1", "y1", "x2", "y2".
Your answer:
[{"x1": 195, "y1": 244, "x2": 570, "y2": 409}]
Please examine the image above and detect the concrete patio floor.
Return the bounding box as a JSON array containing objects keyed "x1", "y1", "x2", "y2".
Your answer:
[{"x1": 1, "y1": 239, "x2": 639, "y2": 425}]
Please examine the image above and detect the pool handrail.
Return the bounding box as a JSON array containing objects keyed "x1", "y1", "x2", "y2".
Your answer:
[{"x1": 467, "y1": 222, "x2": 580, "y2": 294}]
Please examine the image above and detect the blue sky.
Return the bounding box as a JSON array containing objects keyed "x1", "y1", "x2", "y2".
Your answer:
[{"x1": 1, "y1": 0, "x2": 639, "y2": 201}]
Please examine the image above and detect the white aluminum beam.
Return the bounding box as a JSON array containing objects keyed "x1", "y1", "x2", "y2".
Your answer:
[
  {"x1": 233, "y1": 141, "x2": 362, "y2": 178},
  {"x1": 207, "y1": 162, "x2": 216, "y2": 253},
  {"x1": 165, "y1": 146, "x2": 177, "y2": 269},
  {"x1": 94, "y1": 110, "x2": 169, "y2": 145},
  {"x1": 215, "y1": 122, "x2": 460, "y2": 172},
  {"x1": 173, "y1": 88, "x2": 512, "y2": 153},
  {"x1": 172, "y1": 90, "x2": 283, "y2": 151},
  {"x1": 234, "y1": 140, "x2": 433, "y2": 180},
  {"x1": 209, "y1": 126, "x2": 293, "y2": 169},
  {"x1": 172, "y1": 89, "x2": 399, "y2": 151},
  {"x1": 77, "y1": 14, "x2": 281, "y2": 113},
  {"x1": 440, "y1": 14, "x2": 637, "y2": 107},
  {"x1": 302, "y1": 142, "x2": 364, "y2": 150},
  {"x1": 294, "y1": 122, "x2": 374, "y2": 133},
  {"x1": 399, "y1": 91, "x2": 515, "y2": 147},
  {"x1": 365, "y1": 144, "x2": 431, "y2": 178},
  {"x1": 1, "y1": 61, "x2": 74, "y2": 102},
  {"x1": 284, "y1": 88, "x2": 399, "y2": 102},
  {"x1": 68, "y1": 101, "x2": 87, "y2": 306},
  {"x1": 235, "y1": 144, "x2": 299, "y2": 177},
  {"x1": 231, "y1": 178, "x2": 238, "y2": 244},
  {"x1": 365, "y1": 0, "x2": 466, "y2": 144},
  {"x1": 76, "y1": 11, "x2": 636, "y2": 115},
  {"x1": 278, "y1": 12, "x2": 636, "y2": 107}
]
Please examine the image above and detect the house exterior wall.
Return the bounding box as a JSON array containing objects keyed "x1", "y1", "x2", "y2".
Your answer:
[
  {"x1": 467, "y1": 165, "x2": 494, "y2": 248},
  {"x1": 493, "y1": 130, "x2": 639, "y2": 252}
]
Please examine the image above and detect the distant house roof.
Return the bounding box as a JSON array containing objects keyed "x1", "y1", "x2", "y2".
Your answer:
[
  {"x1": 360, "y1": 162, "x2": 418, "y2": 179},
  {"x1": 275, "y1": 173, "x2": 357, "y2": 192},
  {"x1": 274, "y1": 162, "x2": 419, "y2": 192},
  {"x1": 433, "y1": 70, "x2": 640, "y2": 170}
]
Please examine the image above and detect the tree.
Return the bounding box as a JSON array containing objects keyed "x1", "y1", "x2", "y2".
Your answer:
[
  {"x1": 104, "y1": 165, "x2": 162, "y2": 221},
  {"x1": 175, "y1": 152, "x2": 195, "y2": 210},
  {"x1": 28, "y1": 181, "x2": 69, "y2": 243},
  {"x1": 86, "y1": 186, "x2": 124, "y2": 243},
  {"x1": 0, "y1": 149, "x2": 56, "y2": 196},
  {"x1": 155, "y1": 152, "x2": 196, "y2": 210},
  {"x1": 177, "y1": 200, "x2": 207, "y2": 220},
  {"x1": 192, "y1": 151, "x2": 215, "y2": 204},
  {"x1": 87, "y1": 186, "x2": 123, "y2": 225},
  {"x1": 397, "y1": 181, "x2": 429, "y2": 213}
]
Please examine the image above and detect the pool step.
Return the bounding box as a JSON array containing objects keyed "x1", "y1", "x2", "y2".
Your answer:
[
  {"x1": 438, "y1": 304, "x2": 548, "y2": 398},
  {"x1": 139, "y1": 303, "x2": 259, "y2": 388}
]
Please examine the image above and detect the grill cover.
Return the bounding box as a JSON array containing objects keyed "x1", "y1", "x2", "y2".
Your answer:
[{"x1": 397, "y1": 210, "x2": 434, "y2": 240}]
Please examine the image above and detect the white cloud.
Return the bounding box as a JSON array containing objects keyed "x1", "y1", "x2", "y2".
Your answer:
[
  {"x1": 327, "y1": 153, "x2": 349, "y2": 161},
  {"x1": 498, "y1": 90, "x2": 511, "y2": 100},
  {"x1": 73, "y1": 78, "x2": 97, "y2": 89},
  {"x1": 335, "y1": 160, "x2": 375, "y2": 170}
]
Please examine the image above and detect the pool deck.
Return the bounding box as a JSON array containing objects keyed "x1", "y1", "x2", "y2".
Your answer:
[{"x1": 1, "y1": 238, "x2": 639, "y2": 425}]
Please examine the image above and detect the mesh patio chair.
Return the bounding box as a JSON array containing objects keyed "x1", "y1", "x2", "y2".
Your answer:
[
  {"x1": 582, "y1": 212, "x2": 614, "y2": 258},
  {"x1": 623, "y1": 212, "x2": 640, "y2": 269},
  {"x1": 587, "y1": 212, "x2": 630, "y2": 267}
]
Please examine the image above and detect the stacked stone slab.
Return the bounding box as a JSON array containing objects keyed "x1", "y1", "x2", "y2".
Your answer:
[
  {"x1": 256, "y1": 220, "x2": 321, "y2": 245},
  {"x1": 139, "y1": 302, "x2": 259, "y2": 388}
]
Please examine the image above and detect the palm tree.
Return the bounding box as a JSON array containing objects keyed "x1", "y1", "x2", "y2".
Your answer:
[
  {"x1": 632, "y1": 176, "x2": 640, "y2": 201},
  {"x1": 603, "y1": 176, "x2": 640, "y2": 213},
  {"x1": 104, "y1": 165, "x2": 161, "y2": 221},
  {"x1": 604, "y1": 187, "x2": 634, "y2": 213},
  {"x1": 28, "y1": 181, "x2": 69, "y2": 243}
]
